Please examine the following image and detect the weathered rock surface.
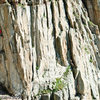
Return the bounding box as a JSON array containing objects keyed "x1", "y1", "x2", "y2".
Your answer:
[
  {"x1": 82, "y1": 0, "x2": 100, "y2": 29},
  {"x1": 0, "y1": 0, "x2": 100, "y2": 100}
]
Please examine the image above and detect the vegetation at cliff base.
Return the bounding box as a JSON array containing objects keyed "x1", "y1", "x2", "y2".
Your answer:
[{"x1": 52, "y1": 78, "x2": 66, "y2": 92}]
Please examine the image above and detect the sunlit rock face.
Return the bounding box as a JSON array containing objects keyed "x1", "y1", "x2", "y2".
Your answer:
[{"x1": 0, "y1": 0, "x2": 100, "y2": 100}]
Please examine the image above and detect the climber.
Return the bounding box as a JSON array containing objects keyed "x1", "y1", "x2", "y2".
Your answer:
[{"x1": 0, "y1": 29, "x2": 3, "y2": 36}]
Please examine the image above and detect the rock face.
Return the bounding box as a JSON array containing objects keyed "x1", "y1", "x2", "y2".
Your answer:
[
  {"x1": 0, "y1": 0, "x2": 100, "y2": 100},
  {"x1": 82, "y1": 0, "x2": 100, "y2": 29}
]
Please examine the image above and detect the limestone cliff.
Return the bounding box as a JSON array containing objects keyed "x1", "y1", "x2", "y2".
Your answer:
[{"x1": 0, "y1": 0, "x2": 100, "y2": 100}]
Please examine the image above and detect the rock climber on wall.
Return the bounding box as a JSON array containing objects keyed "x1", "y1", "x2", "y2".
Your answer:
[{"x1": 0, "y1": 28, "x2": 3, "y2": 36}]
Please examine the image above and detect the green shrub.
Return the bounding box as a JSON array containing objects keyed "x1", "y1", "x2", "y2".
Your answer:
[
  {"x1": 52, "y1": 78, "x2": 65, "y2": 92},
  {"x1": 18, "y1": 3, "x2": 25, "y2": 8},
  {"x1": 63, "y1": 65, "x2": 71, "y2": 77},
  {"x1": 84, "y1": 47, "x2": 89, "y2": 54},
  {"x1": 88, "y1": 21, "x2": 96, "y2": 27},
  {"x1": 40, "y1": 89, "x2": 51, "y2": 94},
  {"x1": 36, "y1": 66, "x2": 39, "y2": 70},
  {"x1": 89, "y1": 58, "x2": 93, "y2": 63}
]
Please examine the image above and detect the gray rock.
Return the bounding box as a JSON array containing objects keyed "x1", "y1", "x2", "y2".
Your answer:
[{"x1": 41, "y1": 93, "x2": 50, "y2": 100}]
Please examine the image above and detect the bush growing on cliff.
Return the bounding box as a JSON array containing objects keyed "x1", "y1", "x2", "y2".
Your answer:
[
  {"x1": 38, "y1": 78, "x2": 66, "y2": 95},
  {"x1": 88, "y1": 21, "x2": 96, "y2": 27},
  {"x1": 52, "y1": 78, "x2": 65, "y2": 92},
  {"x1": 63, "y1": 65, "x2": 71, "y2": 77},
  {"x1": 89, "y1": 57, "x2": 93, "y2": 63}
]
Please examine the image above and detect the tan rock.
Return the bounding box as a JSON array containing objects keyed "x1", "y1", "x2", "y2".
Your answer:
[{"x1": 0, "y1": 0, "x2": 100, "y2": 100}]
